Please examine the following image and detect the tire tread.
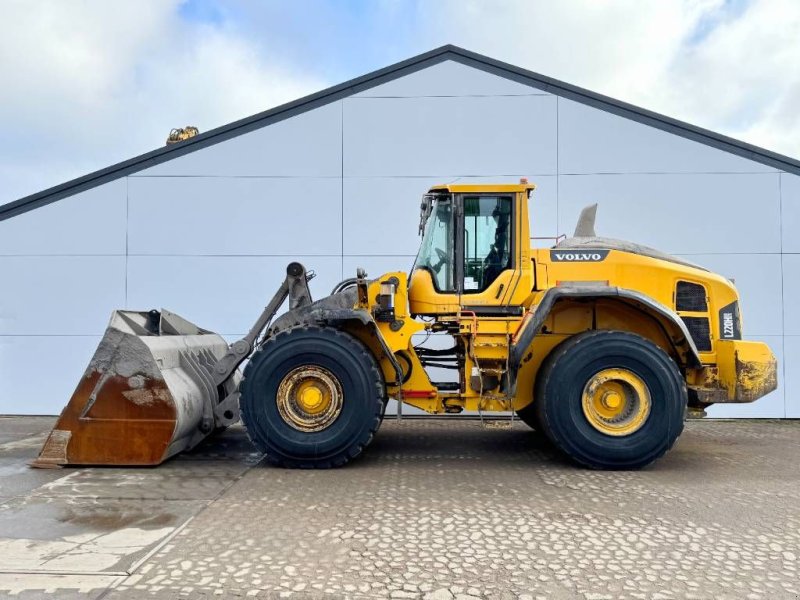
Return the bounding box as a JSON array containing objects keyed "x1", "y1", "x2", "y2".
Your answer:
[
  {"x1": 534, "y1": 330, "x2": 686, "y2": 470},
  {"x1": 240, "y1": 325, "x2": 384, "y2": 469}
]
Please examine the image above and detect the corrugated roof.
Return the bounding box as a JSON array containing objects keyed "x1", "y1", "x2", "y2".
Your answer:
[{"x1": 2, "y1": 44, "x2": 798, "y2": 222}]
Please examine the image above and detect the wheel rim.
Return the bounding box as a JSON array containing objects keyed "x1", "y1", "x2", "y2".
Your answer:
[
  {"x1": 276, "y1": 366, "x2": 343, "y2": 432},
  {"x1": 581, "y1": 367, "x2": 651, "y2": 436}
]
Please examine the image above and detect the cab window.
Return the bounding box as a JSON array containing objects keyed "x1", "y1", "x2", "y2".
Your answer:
[
  {"x1": 414, "y1": 196, "x2": 455, "y2": 292},
  {"x1": 463, "y1": 196, "x2": 512, "y2": 293}
]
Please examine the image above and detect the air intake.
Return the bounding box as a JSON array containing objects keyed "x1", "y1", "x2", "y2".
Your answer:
[
  {"x1": 676, "y1": 281, "x2": 707, "y2": 312},
  {"x1": 681, "y1": 317, "x2": 712, "y2": 352}
]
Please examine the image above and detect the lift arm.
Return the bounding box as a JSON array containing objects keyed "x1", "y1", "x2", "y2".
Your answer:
[{"x1": 211, "y1": 262, "x2": 314, "y2": 427}]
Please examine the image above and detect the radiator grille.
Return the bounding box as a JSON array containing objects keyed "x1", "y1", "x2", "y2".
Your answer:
[
  {"x1": 676, "y1": 281, "x2": 707, "y2": 312},
  {"x1": 681, "y1": 317, "x2": 712, "y2": 352}
]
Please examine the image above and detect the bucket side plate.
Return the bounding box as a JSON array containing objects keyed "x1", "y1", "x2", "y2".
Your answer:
[{"x1": 32, "y1": 310, "x2": 230, "y2": 468}]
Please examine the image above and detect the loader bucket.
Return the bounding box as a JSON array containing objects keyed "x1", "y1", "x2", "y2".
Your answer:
[{"x1": 32, "y1": 309, "x2": 238, "y2": 468}]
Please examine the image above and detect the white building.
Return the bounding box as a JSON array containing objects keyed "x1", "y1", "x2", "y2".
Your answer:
[{"x1": 1, "y1": 45, "x2": 797, "y2": 418}]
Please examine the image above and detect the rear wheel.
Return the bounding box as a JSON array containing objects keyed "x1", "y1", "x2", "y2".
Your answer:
[
  {"x1": 515, "y1": 402, "x2": 542, "y2": 431},
  {"x1": 240, "y1": 326, "x2": 384, "y2": 468},
  {"x1": 534, "y1": 330, "x2": 686, "y2": 469}
]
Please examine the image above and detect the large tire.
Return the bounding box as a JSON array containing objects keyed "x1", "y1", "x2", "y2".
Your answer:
[
  {"x1": 240, "y1": 326, "x2": 384, "y2": 468},
  {"x1": 534, "y1": 330, "x2": 686, "y2": 469},
  {"x1": 515, "y1": 402, "x2": 542, "y2": 431}
]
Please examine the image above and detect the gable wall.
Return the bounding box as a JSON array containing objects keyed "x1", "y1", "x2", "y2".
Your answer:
[{"x1": 0, "y1": 59, "x2": 794, "y2": 417}]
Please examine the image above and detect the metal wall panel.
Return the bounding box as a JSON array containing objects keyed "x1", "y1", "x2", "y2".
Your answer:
[
  {"x1": 128, "y1": 176, "x2": 342, "y2": 256},
  {"x1": 343, "y1": 177, "x2": 445, "y2": 257},
  {"x1": 0, "y1": 256, "x2": 125, "y2": 335},
  {"x1": 1, "y1": 60, "x2": 795, "y2": 418},
  {"x1": 528, "y1": 176, "x2": 559, "y2": 240},
  {"x1": 558, "y1": 98, "x2": 780, "y2": 174},
  {"x1": 0, "y1": 336, "x2": 101, "y2": 415},
  {"x1": 0, "y1": 180, "x2": 126, "y2": 256},
  {"x1": 781, "y1": 254, "x2": 800, "y2": 336},
  {"x1": 675, "y1": 253, "x2": 783, "y2": 337},
  {"x1": 136, "y1": 102, "x2": 343, "y2": 177},
  {"x1": 780, "y1": 173, "x2": 800, "y2": 253},
  {"x1": 343, "y1": 175, "x2": 557, "y2": 257},
  {"x1": 343, "y1": 95, "x2": 557, "y2": 176},
  {"x1": 353, "y1": 59, "x2": 547, "y2": 98},
  {"x1": 782, "y1": 336, "x2": 800, "y2": 417},
  {"x1": 558, "y1": 173, "x2": 781, "y2": 254},
  {"x1": 126, "y1": 255, "x2": 342, "y2": 336},
  {"x1": 707, "y1": 335, "x2": 784, "y2": 418},
  {"x1": 342, "y1": 255, "x2": 417, "y2": 281}
]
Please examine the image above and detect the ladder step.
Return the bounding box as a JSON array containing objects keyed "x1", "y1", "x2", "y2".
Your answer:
[{"x1": 479, "y1": 368, "x2": 506, "y2": 376}]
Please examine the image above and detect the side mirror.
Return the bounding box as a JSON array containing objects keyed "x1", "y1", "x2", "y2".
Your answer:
[{"x1": 418, "y1": 195, "x2": 434, "y2": 235}]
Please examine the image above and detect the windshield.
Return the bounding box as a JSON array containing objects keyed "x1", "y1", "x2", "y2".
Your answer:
[{"x1": 414, "y1": 195, "x2": 454, "y2": 291}]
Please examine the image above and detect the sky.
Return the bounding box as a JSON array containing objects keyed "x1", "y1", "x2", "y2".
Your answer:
[{"x1": 1, "y1": 0, "x2": 799, "y2": 205}]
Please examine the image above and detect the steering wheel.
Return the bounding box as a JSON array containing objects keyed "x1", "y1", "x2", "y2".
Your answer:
[{"x1": 430, "y1": 247, "x2": 448, "y2": 273}]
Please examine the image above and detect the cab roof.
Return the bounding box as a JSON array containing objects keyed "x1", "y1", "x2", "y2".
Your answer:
[{"x1": 428, "y1": 182, "x2": 536, "y2": 194}]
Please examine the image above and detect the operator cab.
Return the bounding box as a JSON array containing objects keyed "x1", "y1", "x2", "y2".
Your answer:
[{"x1": 409, "y1": 183, "x2": 535, "y2": 315}]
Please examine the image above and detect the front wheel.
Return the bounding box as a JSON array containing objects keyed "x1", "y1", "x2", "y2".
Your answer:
[
  {"x1": 240, "y1": 326, "x2": 385, "y2": 468},
  {"x1": 534, "y1": 330, "x2": 686, "y2": 469}
]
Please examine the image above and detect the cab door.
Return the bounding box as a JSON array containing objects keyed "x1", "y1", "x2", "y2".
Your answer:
[
  {"x1": 409, "y1": 192, "x2": 527, "y2": 315},
  {"x1": 457, "y1": 193, "x2": 520, "y2": 314}
]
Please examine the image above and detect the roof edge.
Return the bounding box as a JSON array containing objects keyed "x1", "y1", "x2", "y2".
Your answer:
[
  {"x1": 445, "y1": 46, "x2": 800, "y2": 175},
  {"x1": 2, "y1": 43, "x2": 799, "y2": 222},
  {"x1": 0, "y1": 45, "x2": 458, "y2": 222}
]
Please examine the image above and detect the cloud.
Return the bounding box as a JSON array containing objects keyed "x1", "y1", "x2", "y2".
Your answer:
[
  {"x1": 416, "y1": 0, "x2": 720, "y2": 98},
  {"x1": 673, "y1": 0, "x2": 800, "y2": 153},
  {"x1": 416, "y1": 0, "x2": 800, "y2": 160},
  {"x1": 0, "y1": 0, "x2": 325, "y2": 203},
  {"x1": 2, "y1": 0, "x2": 799, "y2": 205}
]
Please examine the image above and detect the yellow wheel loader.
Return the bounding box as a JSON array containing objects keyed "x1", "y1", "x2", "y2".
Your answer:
[{"x1": 34, "y1": 182, "x2": 777, "y2": 470}]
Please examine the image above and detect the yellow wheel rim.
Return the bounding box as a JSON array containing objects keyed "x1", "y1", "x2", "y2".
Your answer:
[
  {"x1": 276, "y1": 366, "x2": 343, "y2": 432},
  {"x1": 581, "y1": 368, "x2": 651, "y2": 436}
]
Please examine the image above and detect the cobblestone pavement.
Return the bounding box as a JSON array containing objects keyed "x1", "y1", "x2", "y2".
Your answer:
[{"x1": 2, "y1": 418, "x2": 800, "y2": 599}]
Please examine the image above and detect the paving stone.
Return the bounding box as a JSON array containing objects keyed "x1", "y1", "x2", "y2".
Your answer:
[{"x1": 0, "y1": 418, "x2": 798, "y2": 599}]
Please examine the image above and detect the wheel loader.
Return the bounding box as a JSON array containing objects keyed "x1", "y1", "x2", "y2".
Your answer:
[{"x1": 34, "y1": 181, "x2": 778, "y2": 470}]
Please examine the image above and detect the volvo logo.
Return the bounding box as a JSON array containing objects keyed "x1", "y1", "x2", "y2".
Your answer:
[{"x1": 550, "y1": 249, "x2": 610, "y2": 262}]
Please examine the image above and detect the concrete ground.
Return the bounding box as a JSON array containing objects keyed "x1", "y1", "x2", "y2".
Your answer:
[{"x1": 0, "y1": 417, "x2": 798, "y2": 599}]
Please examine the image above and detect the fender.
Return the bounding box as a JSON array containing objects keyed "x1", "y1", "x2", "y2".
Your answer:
[
  {"x1": 508, "y1": 285, "x2": 703, "y2": 391},
  {"x1": 315, "y1": 308, "x2": 405, "y2": 389},
  {"x1": 269, "y1": 286, "x2": 404, "y2": 388}
]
